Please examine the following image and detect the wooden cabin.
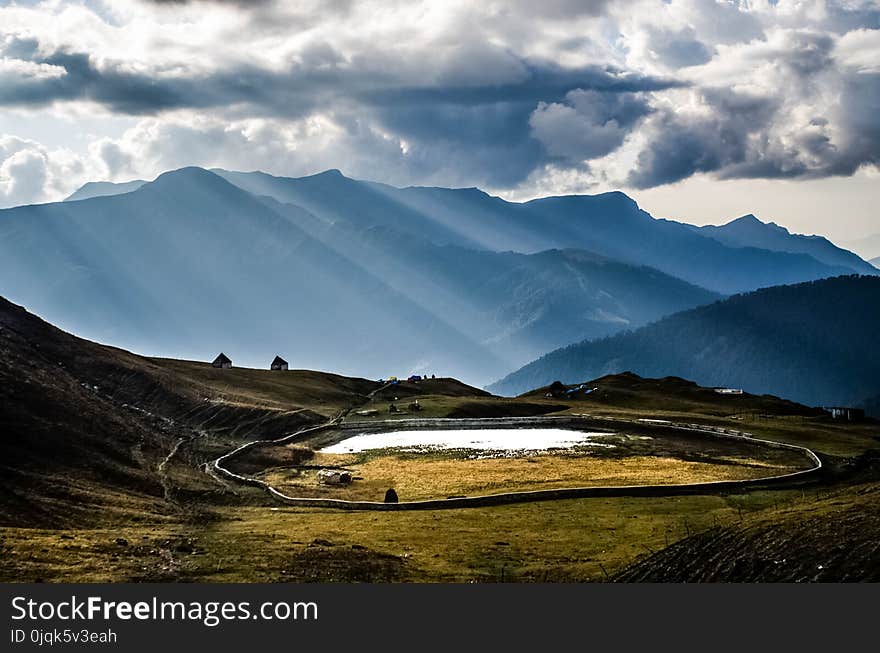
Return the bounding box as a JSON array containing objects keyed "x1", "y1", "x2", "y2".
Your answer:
[
  {"x1": 270, "y1": 355, "x2": 288, "y2": 371},
  {"x1": 212, "y1": 353, "x2": 232, "y2": 369}
]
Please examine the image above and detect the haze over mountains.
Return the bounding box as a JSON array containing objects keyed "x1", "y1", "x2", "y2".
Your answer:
[
  {"x1": 1, "y1": 166, "x2": 875, "y2": 386},
  {"x1": 62, "y1": 167, "x2": 869, "y2": 295},
  {"x1": 1, "y1": 167, "x2": 716, "y2": 384},
  {"x1": 490, "y1": 275, "x2": 880, "y2": 413}
]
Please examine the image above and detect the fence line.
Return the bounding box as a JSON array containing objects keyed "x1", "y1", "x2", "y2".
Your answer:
[{"x1": 211, "y1": 415, "x2": 823, "y2": 511}]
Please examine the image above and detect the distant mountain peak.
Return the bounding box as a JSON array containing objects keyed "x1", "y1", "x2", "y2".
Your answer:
[
  {"x1": 300, "y1": 168, "x2": 347, "y2": 181},
  {"x1": 152, "y1": 165, "x2": 215, "y2": 180},
  {"x1": 730, "y1": 213, "x2": 761, "y2": 224},
  {"x1": 727, "y1": 214, "x2": 787, "y2": 232},
  {"x1": 698, "y1": 213, "x2": 876, "y2": 275},
  {"x1": 142, "y1": 166, "x2": 236, "y2": 193},
  {"x1": 65, "y1": 178, "x2": 146, "y2": 202}
]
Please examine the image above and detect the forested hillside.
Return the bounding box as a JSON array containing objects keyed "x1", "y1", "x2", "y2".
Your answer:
[{"x1": 490, "y1": 275, "x2": 880, "y2": 411}]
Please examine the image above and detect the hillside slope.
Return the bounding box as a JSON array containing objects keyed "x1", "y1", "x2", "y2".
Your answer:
[
  {"x1": 0, "y1": 294, "x2": 386, "y2": 527},
  {"x1": 616, "y1": 471, "x2": 880, "y2": 582},
  {"x1": 523, "y1": 372, "x2": 826, "y2": 417},
  {"x1": 490, "y1": 275, "x2": 880, "y2": 409}
]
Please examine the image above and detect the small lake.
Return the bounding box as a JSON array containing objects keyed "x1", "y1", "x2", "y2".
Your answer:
[{"x1": 319, "y1": 428, "x2": 612, "y2": 454}]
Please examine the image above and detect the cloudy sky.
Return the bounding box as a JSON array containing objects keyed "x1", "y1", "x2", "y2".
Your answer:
[{"x1": 1, "y1": 0, "x2": 878, "y2": 246}]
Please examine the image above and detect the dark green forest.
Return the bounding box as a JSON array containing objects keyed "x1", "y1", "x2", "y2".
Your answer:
[{"x1": 490, "y1": 275, "x2": 880, "y2": 412}]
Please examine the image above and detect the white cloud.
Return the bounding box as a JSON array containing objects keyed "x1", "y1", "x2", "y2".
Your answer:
[{"x1": 0, "y1": 135, "x2": 90, "y2": 207}]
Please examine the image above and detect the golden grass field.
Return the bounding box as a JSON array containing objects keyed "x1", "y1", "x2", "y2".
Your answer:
[
  {"x1": 2, "y1": 485, "x2": 843, "y2": 583},
  {"x1": 260, "y1": 449, "x2": 797, "y2": 502}
]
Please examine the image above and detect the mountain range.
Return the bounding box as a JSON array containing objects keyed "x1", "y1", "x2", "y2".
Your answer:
[
  {"x1": 0, "y1": 166, "x2": 874, "y2": 386},
  {"x1": 489, "y1": 275, "x2": 880, "y2": 413},
  {"x1": 63, "y1": 167, "x2": 871, "y2": 294},
  {"x1": 1, "y1": 167, "x2": 718, "y2": 384}
]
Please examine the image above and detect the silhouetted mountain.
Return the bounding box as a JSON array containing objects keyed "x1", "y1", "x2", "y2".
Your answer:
[
  {"x1": 65, "y1": 179, "x2": 146, "y2": 202},
  {"x1": 0, "y1": 167, "x2": 716, "y2": 385},
  {"x1": 694, "y1": 214, "x2": 876, "y2": 274},
  {"x1": 489, "y1": 275, "x2": 880, "y2": 411}
]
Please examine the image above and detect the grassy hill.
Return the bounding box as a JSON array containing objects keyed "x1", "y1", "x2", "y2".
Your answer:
[
  {"x1": 0, "y1": 294, "x2": 380, "y2": 526},
  {"x1": 616, "y1": 453, "x2": 880, "y2": 582},
  {"x1": 524, "y1": 372, "x2": 827, "y2": 417},
  {"x1": 3, "y1": 295, "x2": 879, "y2": 583}
]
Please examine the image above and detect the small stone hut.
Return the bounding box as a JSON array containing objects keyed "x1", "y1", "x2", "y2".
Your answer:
[{"x1": 317, "y1": 469, "x2": 352, "y2": 485}]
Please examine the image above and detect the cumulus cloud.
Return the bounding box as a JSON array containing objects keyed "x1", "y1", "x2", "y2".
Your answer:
[
  {"x1": 0, "y1": 0, "x2": 877, "y2": 204},
  {"x1": 0, "y1": 135, "x2": 90, "y2": 207},
  {"x1": 622, "y1": 21, "x2": 880, "y2": 189}
]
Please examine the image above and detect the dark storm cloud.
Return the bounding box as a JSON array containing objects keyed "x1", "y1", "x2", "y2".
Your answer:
[
  {"x1": 364, "y1": 63, "x2": 680, "y2": 107},
  {"x1": 816, "y1": 71, "x2": 880, "y2": 176},
  {"x1": 647, "y1": 28, "x2": 713, "y2": 69},
  {"x1": 1, "y1": 40, "x2": 195, "y2": 112},
  {"x1": 528, "y1": 88, "x2": 654, "y2": 166},
  {"x1": 0, "y1": 37, "x2": 679, "y2": 114},
  {"x1": 0, "y1": 38, "x2": 683, "y2": 187},
  {"x1": 1, "y1": 41, "x2": 349, "y2": 116},
  {"x1": 826, "y1": 2, "x2": 880, "y2": 32},
  {"x1": 628, "y1": 66, "x2": 880, "y2": 189},
  {"x1": 626, "y1": 89, "x2": 780, "y2": 188},
  {"x1": 361, "y1": 65, "x2": 677, "y2": 186},
  {"x1": 780, "y1": 31, "x2": 835, "y2": 77}
]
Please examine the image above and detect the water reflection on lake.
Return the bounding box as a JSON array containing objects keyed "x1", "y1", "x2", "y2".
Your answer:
[{"x1": 319, "y1": 428, "x2": 613, "y2": 454}]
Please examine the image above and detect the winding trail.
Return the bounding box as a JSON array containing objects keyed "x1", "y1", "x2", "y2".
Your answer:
[
  {"x1": 209, "y1": 414, "x2": 824, "y2": 511},
  {"x1": 157, "y1": 436, "x2": 187, "y2": 502}
]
